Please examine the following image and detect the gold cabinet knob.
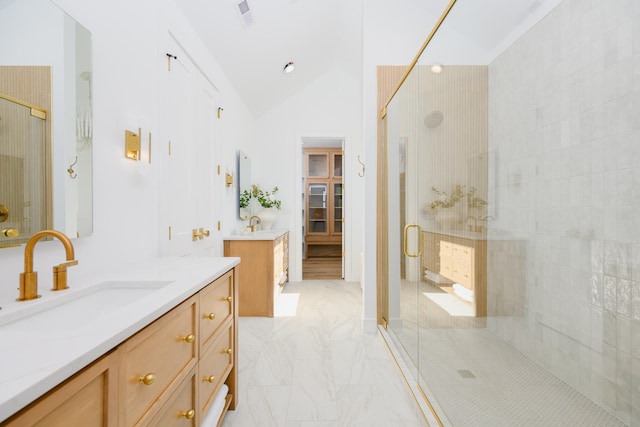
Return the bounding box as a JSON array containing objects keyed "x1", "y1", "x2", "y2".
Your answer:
[
  {"x1": 138, "y1": 373, "x2": 155, "y2": 385},
  {"x1": 222, "y1": 348, "x2": 232, "y2": 355},
  {"x1": 182, "y1": 334, "x2": 195, "y2": 343},
  {"x1": 203, "y1": 312, "x2": 215, "y2": 320},
  {"x1": 203, "y1": 375, "x2": 215, "y2": 383},
  {"x1": 222, "y1": 296, "x2": 232, "y2": 302},
  {"x1": 180, "y1": 409, "x2": 195, "y2": 420}
]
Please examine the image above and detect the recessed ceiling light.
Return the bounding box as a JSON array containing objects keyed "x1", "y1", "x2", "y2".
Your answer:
[{"x1": 283, "y1": 61, "x2": 295, "y2": 74}]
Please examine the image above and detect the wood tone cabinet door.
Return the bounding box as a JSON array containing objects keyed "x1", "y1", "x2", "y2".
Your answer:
[
  {"x1": 199, "y1": 270, "x2": 234, "y2": 353},
  {"x1": 119, "y1": 295, "x2": 198, "y2": 426},
  {"x1": 421, "y1": 232, "x2": 440, "y2": 272},
  {"x1": 4, "y1": 351, "x2": 119, "y2": 427},
  {"x1": 147, "y1": 367, "x2": 198, "y2": 427},
  {"x1": 198, "y1": 324, "x2": 234, "y2": 415}
]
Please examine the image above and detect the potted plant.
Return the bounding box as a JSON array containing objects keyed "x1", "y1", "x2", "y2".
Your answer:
[
  {"x1": 247, "y1": 185, "x2": 281, "y2": 230},
  {"x1": 429, "y1": 184, "x2": 465, "y2": 229}
]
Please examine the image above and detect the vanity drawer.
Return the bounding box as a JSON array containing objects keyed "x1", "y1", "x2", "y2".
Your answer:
[
  {"x1": 452, "y1": 261, "x2": 472, "y2": 288},
  {"x1": 200, "y1": 270, "x2": 234, "y2": 353},
  {"x1": 452, "y1": 243, "x2": 473, "y2": 263},
  {"x1": 439, "y1": 257, "x2": 453, "y2": 280},
  {"x1": 198, "y1": 324, "x2": 234, "y2": 415},
  {"x1": 147, "y1": 366, "x2": 197, "y2": 427},
  {"x1": 119, "y1": 295, "x2": 198, "y2": 426},
  {"x1": 439, "y1": 241, "x2": 453, "y2": 257}
]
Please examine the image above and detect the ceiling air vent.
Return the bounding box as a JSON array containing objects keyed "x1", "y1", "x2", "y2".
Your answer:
[{"x1": 236, "y1": 0, "x2": 253, "y2": 27}]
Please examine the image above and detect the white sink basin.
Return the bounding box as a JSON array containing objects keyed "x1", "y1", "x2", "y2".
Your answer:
[{"x1": 0, "y1": 280, "x2": 174, "y2": 332}]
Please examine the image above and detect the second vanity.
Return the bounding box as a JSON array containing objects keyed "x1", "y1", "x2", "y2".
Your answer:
[
  {"x1": 223, "y1": 229, "x2": 289, "y2": 317},
  {"x1": 0, "y1": 256, "x2": 239, "y2": 426}
]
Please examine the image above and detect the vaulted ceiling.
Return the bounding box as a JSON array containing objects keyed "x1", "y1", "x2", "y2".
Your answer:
[
  {"x1": 175, "y1": 0, "x2": 564, "y2": 118},
  {"x1": 175, "y1": 0, "x2": 364, "y2": 118}
]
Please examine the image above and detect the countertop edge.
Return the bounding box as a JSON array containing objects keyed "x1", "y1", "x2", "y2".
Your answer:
[{"x1": 223, "y1": 228, "x2": 288, "y2": 241}]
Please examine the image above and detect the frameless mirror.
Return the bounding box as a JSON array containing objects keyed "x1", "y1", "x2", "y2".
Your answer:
[
  {"x1": 0, "y1": 0, "x2": 93, "y2": 248},
  {"x1": 237, "y1": 151, "x2": 251, "y2": 219}
]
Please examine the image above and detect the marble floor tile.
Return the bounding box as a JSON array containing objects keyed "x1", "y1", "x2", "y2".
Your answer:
[{"x1": 221, "y1": 280, "x2": 427, "y2": 427}]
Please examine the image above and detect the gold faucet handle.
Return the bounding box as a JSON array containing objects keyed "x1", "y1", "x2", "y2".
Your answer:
[{"x1": 52, "y1": 260, "x2": 78, "y2": 291}]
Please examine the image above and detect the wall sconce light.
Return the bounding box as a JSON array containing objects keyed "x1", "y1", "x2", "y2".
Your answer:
[
  {"x1": 283, "y1": 61, "x2": 295, "y2": 74},
  {"x1": 225, "y1": 172, "x2": 234, "y2": 187},
  {"x1": 430, "y1": 64, "x2": 444, "y2": 73},
  {"x1": 125, "y1": 128, "x2": 141, "y2": 160}
]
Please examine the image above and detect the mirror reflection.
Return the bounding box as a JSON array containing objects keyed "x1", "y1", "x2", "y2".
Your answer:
[
  {"x1": 0, "y1": 0, "x2": 93, "y2": 248},
  {"x1": 237, "y1": 150, "x2": 251, "y2": 220}
]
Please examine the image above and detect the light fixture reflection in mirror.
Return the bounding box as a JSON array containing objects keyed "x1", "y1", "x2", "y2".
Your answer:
[
  {"x1": 237, "y1": 151, "x2": 251, "y2": 220},
  {"x1": 0, "y1": 0, "x2": 93, "y2": 248}
]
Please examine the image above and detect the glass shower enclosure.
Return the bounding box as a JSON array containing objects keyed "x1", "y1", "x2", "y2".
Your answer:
[{"x1": 382, "y1": 0, "x2": 638, "y2": 425}]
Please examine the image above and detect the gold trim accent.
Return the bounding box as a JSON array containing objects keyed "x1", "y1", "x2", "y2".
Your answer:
[
  {"x1": 125, "y1": 129, "x2": 141, "y2": 160},
  {"x1": 417, "y1": 385, "x2": 445, "y2": 427},
  {"x1": 0, "y1": 205, "x2": 8, "y2": 223},
  {"x1": 381, "y1": 0, "x2": 457, "y2": 113},
  {"x1": 377, "y1": 326, "x2": 430, "y2": 424},
  {"x1": 0, "y1": 93, "x2": 47, "y2": 119}
]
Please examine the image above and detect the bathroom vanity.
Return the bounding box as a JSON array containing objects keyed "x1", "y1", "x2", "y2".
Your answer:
[
  {"x1": 0, "y1": 257, "x2": 239, "y2": 426},
  {"x1": 224, "y1": 229, "x2": 289, "y2": 317},
  {"x1": 422, "y1": 230, "x2": 487, "y2": 317}
]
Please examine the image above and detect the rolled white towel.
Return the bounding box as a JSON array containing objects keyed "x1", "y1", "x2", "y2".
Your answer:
[
  {"x1": 452, "y1": 283, "x2": 474, "y2": 302},
  {"x1": 201, "y1": 384, "x2": 229, "y2": 427}
]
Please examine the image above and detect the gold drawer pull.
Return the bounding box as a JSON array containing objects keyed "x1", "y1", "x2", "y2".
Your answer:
[
  {"x1": 203, "y1": 312, "x2": 216, "y2": 320},
  {"x1": 203, "y1": 375, "x2": 216, "y2": 383},
  {"x1": 222, "y1": 296, "x2": 232, "y2": 302},
  {"x1": 181, "y1": 334, "x2": 195, "y2": 343},
  {"x1": 222, "y1": 348, "x2": 232, "y2": 355},
  {"x1": 138, "y1": 373, "x2": 155, "y2": 385},
  {"x1": 180, "y1": 409, "x2": 195, "y2": 420}
]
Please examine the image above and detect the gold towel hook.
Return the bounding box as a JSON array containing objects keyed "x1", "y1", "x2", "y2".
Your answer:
[
  {"x1": 67, "y1": 156, "x2": 78, "y2": 179},
  {"x1": 357, "y1": 155, "x2": 365, "y2": 177}
]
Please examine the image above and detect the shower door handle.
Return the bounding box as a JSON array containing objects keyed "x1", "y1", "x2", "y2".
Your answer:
[{"x1": 403, "y1": 223, "x2": 424, "y2": 258}]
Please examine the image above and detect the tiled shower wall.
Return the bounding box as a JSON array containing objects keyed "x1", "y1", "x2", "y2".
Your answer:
[{"x1": 488, "y1": 0, "x2": 639, "y2": 423}]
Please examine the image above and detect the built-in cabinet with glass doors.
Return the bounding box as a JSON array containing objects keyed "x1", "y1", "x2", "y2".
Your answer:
[{"x1": 304, "y1": 148, "x2": 342, "y2": 258}]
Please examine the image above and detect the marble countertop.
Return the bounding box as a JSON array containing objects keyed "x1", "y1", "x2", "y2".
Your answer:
[
  {"x1": 224, "y1": 228, "x2": 288, "y2": 241},
  {"x1": 0, "y1": 256, "x2": 240, "y2": 422},
  {"x1": 422, "y1": 226, "x2": 522, "y2": 241}
]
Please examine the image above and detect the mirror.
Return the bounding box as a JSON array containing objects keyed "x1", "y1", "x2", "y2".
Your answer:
[
  {"x1": 0, "y1": 0, "x2": 93, "y2": 247},
  {"x1": 237, "y1": 151, "x2": 251, "y2": 220}
]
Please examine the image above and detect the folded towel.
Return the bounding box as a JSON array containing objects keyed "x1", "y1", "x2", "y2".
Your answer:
[
  {"x1": 201, "y1": 384, "x2": 229, "y2": 427},
  {"x1": 424, "y1": 270, "x2": 450, "y2": 284}
]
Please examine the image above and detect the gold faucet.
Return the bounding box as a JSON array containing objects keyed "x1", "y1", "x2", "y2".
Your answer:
[
  {"x1": 18, "y1": 230, "x2": 78, "y2": 301},
  {"x1": 465, "y1": 215, "x2": 480, "y2": 232},
  {"x1": 249, "y1": 215, "x2": 261, "y2": 232}
]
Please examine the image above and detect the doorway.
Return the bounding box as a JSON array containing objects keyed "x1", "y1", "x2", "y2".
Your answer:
[{"x1": 301, "y1": 137, "x2": 344, "y2": 280}]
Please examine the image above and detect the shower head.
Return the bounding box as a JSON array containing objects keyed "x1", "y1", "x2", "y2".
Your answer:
[{"x1": 424, "y1": 110, "x2": 444, "y2": 128}]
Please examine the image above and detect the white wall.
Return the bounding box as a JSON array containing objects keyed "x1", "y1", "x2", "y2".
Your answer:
[
  {"x1": 0, "y1": 0, "x2": 252, "y2": 299},
  {"x1": 250, "y1": 67, "x2": 363, "y2": 284}
]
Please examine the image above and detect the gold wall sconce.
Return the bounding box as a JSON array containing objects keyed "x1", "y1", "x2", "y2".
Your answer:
[
  {"x1": 225, "y1": 173, "x2": 234, "y2": 187},
  {"x1": 125, "y1": 128, "x2": 141, "y2": 160}
]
